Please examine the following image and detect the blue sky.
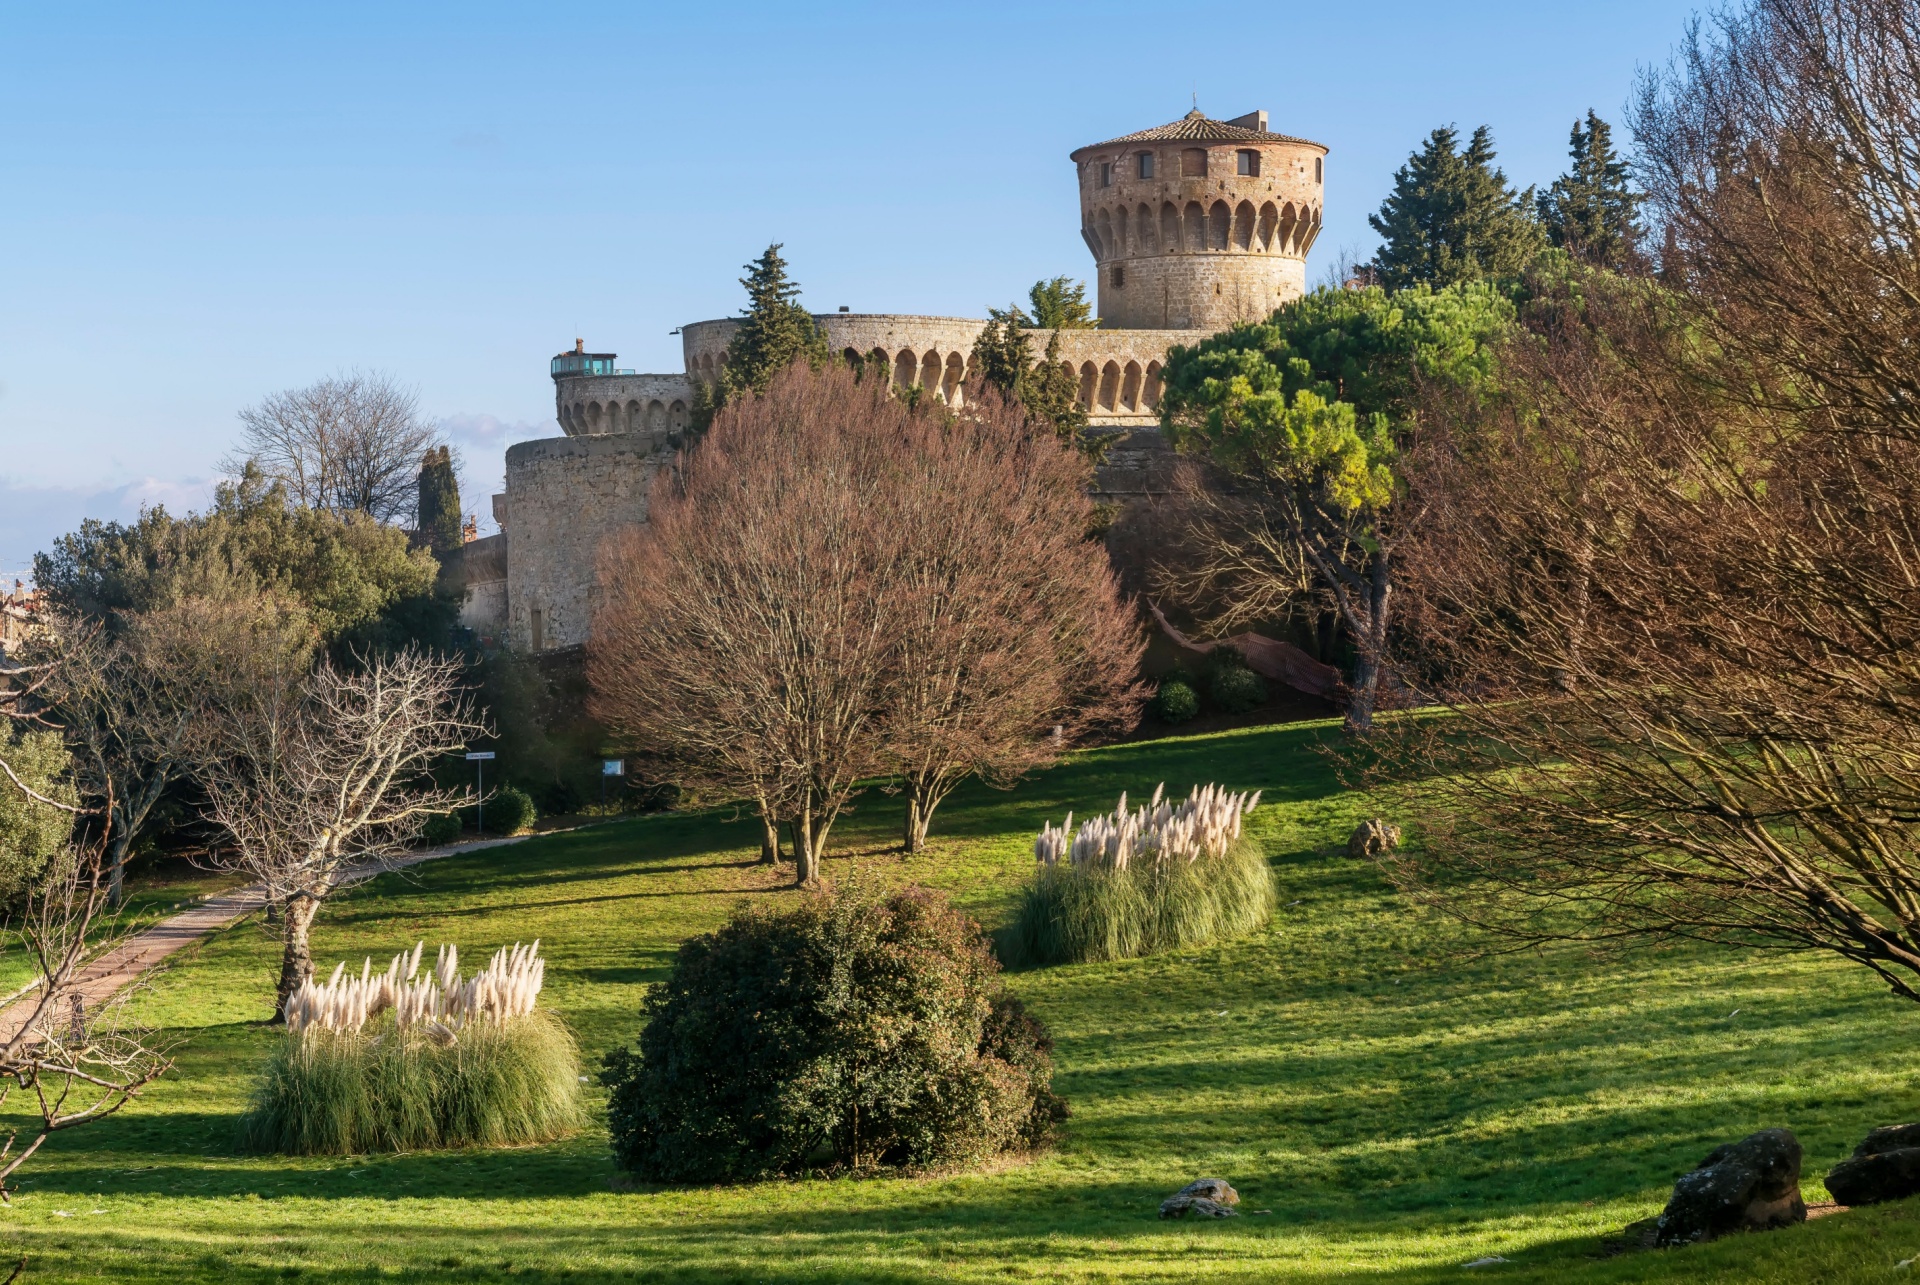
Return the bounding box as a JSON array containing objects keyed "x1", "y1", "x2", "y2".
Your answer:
[{"x1": 0, "y1": 0, "x2": 1700, "y2": 580}]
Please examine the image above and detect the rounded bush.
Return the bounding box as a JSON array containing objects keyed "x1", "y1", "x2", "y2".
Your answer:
[
  {"x1": 600, "y1": 880, "x2": 1067, "y2": 1183},
  {"x1": 419, "y1": 811, "x2": 463, "y2": 847},
  {"x1": 1154, "y1": 677, "x2": 1200, "y2": 724},
  {"x1": 1209, "y1": 664, "x2": 1269, "y2": 714},
  {"x1": 486, "y1": 786, "x2": 536, "y2": 835}
]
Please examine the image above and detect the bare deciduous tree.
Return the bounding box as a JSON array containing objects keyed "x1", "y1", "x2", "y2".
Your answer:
[
  {"x1": 878, "y1": 388, "x2": 1143, "y2": 853},
  {"x1": 591, "y1": 365, "x2": 1142, "y2": 877},
  {"x1": 591, "y1": 366, "x2": 902, "y2": 887},
  {"x1": 0, "y1": 654, "x2": 170, "y2": 1201},
  {"x1": 48, "y1": 596, "x2": 317, "y2": 906},
  {"x1": 0, "y1": 840, "x2": 173, "y2": 1199},
  {"x1": 226, "y1": 371, "x2": 445, "y2": 524},
  {"x1": 1375, "y1": 0, "x2": 1920, "y2": 998},
  {"x1": 201, "y1": 649, "x2": 482, "y2": 1019}
]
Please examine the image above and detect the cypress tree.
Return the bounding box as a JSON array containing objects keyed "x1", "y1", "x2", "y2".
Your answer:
[
  {"x1": 715, "y1": 244, "x2": 830, "y2": 410},
  {"x1": 1537, "y1": 111, "x2": 1643, "y2": 270},
  {"x1": 1369, "y1": 126, "x2": 1545, "y2": 289},
  {"x1": 971, "y1": 304, "x2": 1033, "y2": 395},
  {"x1": 1022, "y1": 331, "x2": 1089, "y2": 448},
  {"x1": 966, "y1": 306, "x2": 1088, "y2": 448},
  {"x1": 415, "y1": 446, "x2": 462, "y2": 554}
]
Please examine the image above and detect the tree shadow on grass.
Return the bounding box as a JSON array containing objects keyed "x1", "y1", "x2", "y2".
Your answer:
[{"x1": 18, "y1": 1172, "x2": 1904, "y2": 1285}]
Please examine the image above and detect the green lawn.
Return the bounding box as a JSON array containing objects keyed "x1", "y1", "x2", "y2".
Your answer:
[{"x1": 4, "y1": 719, "x2": 1919, "y2": 1282}]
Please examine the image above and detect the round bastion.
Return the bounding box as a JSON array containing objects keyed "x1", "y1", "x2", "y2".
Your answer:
[{"x1": 1071, "y1": 108, "x2": 1325, "y2": 331}]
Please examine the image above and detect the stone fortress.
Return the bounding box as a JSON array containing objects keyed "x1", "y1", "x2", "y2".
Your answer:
[{"x1": 459, "y1": 109, "x2": 1325, "y2": 653}]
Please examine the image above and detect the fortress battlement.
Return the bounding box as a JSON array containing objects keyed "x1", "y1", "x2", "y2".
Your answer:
[{"x1": 475, "y1": 109, "x2": 1326, "y2": 653}]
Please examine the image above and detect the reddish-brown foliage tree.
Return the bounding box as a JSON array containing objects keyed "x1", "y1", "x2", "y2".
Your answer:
[
  {"x1": 1372, "y1": 0, "x2": 1920, "y2": 1000},
  {"x1": 590, "y1": 363, "x2": 1141, "y2": 883}
]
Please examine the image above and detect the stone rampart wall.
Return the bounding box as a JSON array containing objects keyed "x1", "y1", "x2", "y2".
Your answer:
[
  {"x1": 552, "y1": 373, "x2": 694, "y2": 437},
  {"x1": 502, "y1": 431, "x2": 675, "y2": 652},
  {"x1": 678, "y1": 314, "x2": 1206, "y2": 426},
  {"x1": 440, "y1": 534, "x2": 508, "y2": 642}
]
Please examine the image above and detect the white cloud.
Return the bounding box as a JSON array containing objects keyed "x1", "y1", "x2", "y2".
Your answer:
[
  {"x1": 439, "y1": 412, "x2": 553, "y2": 536},
  {"x1": 0, "y1": 410, "x2": 552, "y2": 578}
]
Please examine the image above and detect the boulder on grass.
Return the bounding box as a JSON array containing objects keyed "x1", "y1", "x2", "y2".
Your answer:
[
  {"x1": 1348, "y1": 819, "x2": 1402, "y2": 860},
  {"x1": 1653, "y1": 1128, "x2": 1806, "y2": 1247},
  {"x1": 1159, "y1": 1196, "x2": 1237, "y2": 1219},
  {"x1": 1175, "y1": 1178, "x2": 1238, "y2": 1205},
  {"x1": 1160, "y1": 1177, "x2": 1241, "y2": 1219},
  {"x1": 1823, "y1": 1124, "x2": 1920, "y2": 1206}
]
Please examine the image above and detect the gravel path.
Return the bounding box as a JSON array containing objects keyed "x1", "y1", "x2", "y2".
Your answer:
[{"x1": 0, "y1": 836, "x2": 529, "y2": 1043}]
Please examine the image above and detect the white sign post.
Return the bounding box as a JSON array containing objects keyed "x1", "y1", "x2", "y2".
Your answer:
[
  {"x1": 466, "y1": 751, "x2": 496, "y2": 834},
  {"x1": 601, "y1": 758, "x2": 623, "y2": 809}
]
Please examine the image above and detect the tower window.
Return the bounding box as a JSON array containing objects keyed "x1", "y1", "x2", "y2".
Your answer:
[
  {"x1": 1111, "y1": 265, "x2": 1125, "y2": 288},
  {"x1": 1098, "y1": 162, "x2": 1111, "y2": 187},
  {"x1": 1236, "y1": 149, "x2": 1261, "y2": 176},
  {"x1": 1181, "y1": 147, "x2": 1207, "y2": 177},
  {"x1": 1315, "y1": 156, "x2": 1323, "y2": 183},
  {"x1": 1137, "y1": 151, "x2": 1155, "y2": 179}
]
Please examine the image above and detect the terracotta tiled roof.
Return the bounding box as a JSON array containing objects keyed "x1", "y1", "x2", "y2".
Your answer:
[{"x1": 1072, "y1": 111, "x2": 1324, "y2": 159}]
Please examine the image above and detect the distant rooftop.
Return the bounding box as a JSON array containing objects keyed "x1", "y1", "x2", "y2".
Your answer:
[{"x1": 1071, "y1": 109, "x2": 1325, "y2": 159}]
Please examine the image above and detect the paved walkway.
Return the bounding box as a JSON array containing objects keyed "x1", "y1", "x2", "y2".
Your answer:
[{"x1": 0, "y1": 836, "x2": 529, "y2": 1044}]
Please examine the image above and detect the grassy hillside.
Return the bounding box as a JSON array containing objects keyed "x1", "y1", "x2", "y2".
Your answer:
[{"x1": 3, "y1": 719, "x2": 1918, "y2": 1282}]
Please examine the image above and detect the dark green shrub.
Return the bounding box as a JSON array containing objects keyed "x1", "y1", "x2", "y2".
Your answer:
[
  {"x1": 534, "y1": 778, "x2": 583, "y2": 817},
  {"x1": 238, "y1": 1010, "x2": 586, "y2": 1155},
  {"x1": 1209, "y1": 664, "x2": 1268, "y2": 714},
  {"x1": 600, "y1": 880, "x2": 1066, "y2": 1183},
  {"x1": 1154, "y1": 676, "x2": 1200, "y2": 724},
  {"x1": 419, "y1": 811, "x2": 463, "y2": 847},
  {"x1": 486, "y1": 786, "x2": 536, "y2": 835},
  {"x1": 1009, "y1": 839, "x2": 1275, "y2": 966}
]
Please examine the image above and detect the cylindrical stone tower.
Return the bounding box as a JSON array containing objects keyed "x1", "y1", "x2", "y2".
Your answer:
[{"x1": 1070, "y1": 109, "x2": 1327, "y2": 331}]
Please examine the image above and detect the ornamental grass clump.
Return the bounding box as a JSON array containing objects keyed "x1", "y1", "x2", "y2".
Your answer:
[
  {"x1": 1011, "y1": 783, "x2": 1273, "y2": 964},
  {"x1": 240, "y1": 940, "x2": 585, "y2": 1155}
]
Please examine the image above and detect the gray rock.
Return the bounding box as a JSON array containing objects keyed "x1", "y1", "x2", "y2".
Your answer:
[
  {"x1": 1159, "y1": 1195, "x2": 1238, "y2": 1219},
  {"x1": 1173, "y1": 1178, "x2": 1238, "y2": 1205},
  {"x1": 1823, "y1": 1124, "x2": 1920, "y2": 1206},
  {"x1": 1653, "y1": 1128, "x2": 1806, "y2": 1247},
  {"x1": 1348, "y1": 818, "x2": 1402, "y2": 859}
]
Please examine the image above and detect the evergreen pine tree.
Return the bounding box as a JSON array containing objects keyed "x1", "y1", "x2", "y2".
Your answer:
[
  {"x1": 1369, "y1": 126, "x2": 1545, "y2": 289},
  {"x1": 710, "y1": 244, "x2": 830, "y2": 419},
  {"x1": 1027, "y1": 276, "x2": 1097, "y2": 329},
  {"x1": 1537, "y1": 111, "x2": 1643, "y2": 270},
  {"x1": 415, "y1": 446, "x2": 462, "y2": 554}
]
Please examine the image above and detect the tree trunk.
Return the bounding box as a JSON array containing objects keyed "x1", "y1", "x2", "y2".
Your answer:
[
  {"x1": 1315, "y1": 608, "x2": 1340, "y2": 666},
  {"x1": 106, "y1": 826, "x2": 131, "y2": 911},
  {"x1": 273, "y1": 896, "x2": 321, "y2": 1024},
  {"x1": 793, "y1": 800, "x2": 819, "y2": 887},
  {"x1": 791, "y1": 789, "x2": 838, "y2": 887},
  {"x1": 903, "y1": 784, "x2": 929, "y2": 855},
  {"x1": 759, "y1": 807, "x2": 783, "y2": 865},
  {"x1": 1344, "y1": 550, "x2": 1393, "y2": 735}
]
